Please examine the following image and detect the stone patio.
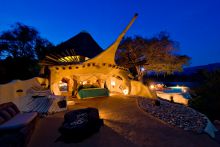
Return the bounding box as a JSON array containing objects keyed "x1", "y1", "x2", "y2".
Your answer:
[{"x1": 28, "y1": 95, "x2": 219, "y2": 147}]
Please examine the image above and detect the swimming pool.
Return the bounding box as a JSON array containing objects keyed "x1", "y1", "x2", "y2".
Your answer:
[
  {"x1": 163, "y1": 88, "x2": 183, "y2": 93},
  {"x1": 156, "y1": 86, "x2": 191, "y2": 105},
  {"x1": 162, "y1": 86, "x2": 191, "y2": 99},
  {"x1": 163, "y1": 86, "x2": 187, "y2": 93}
]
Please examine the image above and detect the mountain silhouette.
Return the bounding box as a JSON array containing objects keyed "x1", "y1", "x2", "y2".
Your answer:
[
  {"x1": 54, "y1": 32, "x2": 103, "y2": 58},
  {"x1": 41, "y1": 32, "x2": 103, "y2": 65},
  {"x1": 182, "y1": 62, "x2": 220, "y2": 75}
]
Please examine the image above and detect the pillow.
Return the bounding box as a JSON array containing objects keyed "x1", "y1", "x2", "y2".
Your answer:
[
  {"x1": 6, "y1": 107, "x2": 17, "y2": 116},
  {"x1": 0, "y1": 116, "x2": 5, "y2": 124},
  {"x1": 11, "y1": 105, "x2": 20, "y2": 113},
  {"x1": 0, "y1": 110, "x2": 12, "y2": 120}
]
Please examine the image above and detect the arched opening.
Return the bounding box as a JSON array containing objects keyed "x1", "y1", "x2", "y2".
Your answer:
[
  {"x1": 103, "y1": 74, "x2": 130, "y2": 95},
  {"x1": 58, "y1": 77, "x2": 73, "y2": 96},
  {"x1": 59, "y1": 78, "x2": 68, "y2": 92}
]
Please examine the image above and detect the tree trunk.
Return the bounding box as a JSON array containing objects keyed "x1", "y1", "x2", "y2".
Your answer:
[{"x1": 135, "y1": 65, "x2": 144, "y2": 82}]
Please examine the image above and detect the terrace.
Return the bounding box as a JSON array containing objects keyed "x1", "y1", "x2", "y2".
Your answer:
[{"x1": 28, "y1": 95, "x2": 219, "y2": 147}]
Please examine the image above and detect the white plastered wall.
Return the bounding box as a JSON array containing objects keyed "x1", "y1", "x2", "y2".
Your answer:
[
  {"x1": 0, "y1": 77, "x2": 48, "y2": 104},
  {"x1": 49, "y1": 63, "x2": 131, "y2": 95},
  {"x1": 48, "y1": 14, "x2": 154, "y2": 99}
]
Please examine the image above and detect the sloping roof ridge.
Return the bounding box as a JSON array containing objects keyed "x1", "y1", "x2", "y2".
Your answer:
[{"x1": 84, "y1": 13, "x2": 138, "y2": 65}]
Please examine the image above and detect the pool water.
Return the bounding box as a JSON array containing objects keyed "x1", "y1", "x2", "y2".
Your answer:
[
  {"x1": 163, "y1": 88, "x2": 183, "y2": 93},
  {"x1": 162, "y1": 86, "x2": 191, "y2": 99}
]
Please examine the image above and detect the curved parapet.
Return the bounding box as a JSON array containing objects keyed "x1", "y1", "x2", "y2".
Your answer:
[
  {"x1": 0, "y1": 77, "x2": 48, "y2": 104},
  {"x1": 130, "y1": 80, "x2": 156, "y2": 99}
]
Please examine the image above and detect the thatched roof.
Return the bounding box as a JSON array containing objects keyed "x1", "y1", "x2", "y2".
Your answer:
[{"x1": 40, "y1": 32, "x2": 103, "y2": 65}]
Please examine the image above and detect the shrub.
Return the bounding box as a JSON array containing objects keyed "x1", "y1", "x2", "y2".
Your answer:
[
  {"x1": 154, "y1": 99, "x2": 161, "y2": 106},
  {"x1": 189, "y1": 70, "x2": 220, "y2": 121}
]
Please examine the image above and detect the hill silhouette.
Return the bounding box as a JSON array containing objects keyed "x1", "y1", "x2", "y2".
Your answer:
[
  {"x1": 55, "y1": 32, "x2": 103, "y2": 58},
  {"x1": 41, "y1": 32, "x2": 103, "y2": 65},
  {"x1": 181, "y1": 62, "x2": 220, "y2": 75}
]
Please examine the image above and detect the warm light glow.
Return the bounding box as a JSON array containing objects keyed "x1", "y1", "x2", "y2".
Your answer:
[
  {"x1": 123, "y1": 89, "x2": 129, "y2": 95},
  {"x1": 83, "y1": 81, "x2": 87, "y2": 85},
  {"x1": 58, "y1": 55, "x2": 81, "y2": 62},
  {"x1": 85, "y1": 57, "x2": 90, "y2": 61},
  {"x1": 150, "y1": 84, "x2": 155, "y2": 90},
  {"x1": 59, "y1": 81, "x2": 68, "y2": 92},
  {"x1": 59, "y1": 81, "x2": 67, "y2": 87},
  {"x1": 111, "y1": 80, "x2": 116, "y2": 87},
  {"x1": 67, "y1": 100, "x2": 75, "y2": 106}
]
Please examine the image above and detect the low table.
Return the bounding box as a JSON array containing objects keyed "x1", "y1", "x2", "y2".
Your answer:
[{"x1": 58, "y1": 108, "x2": 103, "y2": 143}]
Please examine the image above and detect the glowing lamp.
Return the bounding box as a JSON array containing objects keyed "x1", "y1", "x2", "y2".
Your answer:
[
  {"x1": 150, "y1": 84, "x2": 155, "y2": 90},
  {"x1": 111, "y1": 80, "x2": 116, "y2": 87},
  {"x1": 123, "y1": 89, "x2": 129, "y2": 95},
  {"x1": 82, "y1": 81, "x2": 87, "y2": 85}
]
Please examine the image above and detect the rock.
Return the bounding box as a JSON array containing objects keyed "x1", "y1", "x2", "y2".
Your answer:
[{"x1": 137, "y1": 97, "x2": 207, "y2": 134}]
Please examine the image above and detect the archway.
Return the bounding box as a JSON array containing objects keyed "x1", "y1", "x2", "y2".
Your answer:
[
  {"x1": 105, "y1": 75, "x2": 129, "y2": 94},
  {"x1": 58, "y1": 77, "x2": 73, "y2": 96}
]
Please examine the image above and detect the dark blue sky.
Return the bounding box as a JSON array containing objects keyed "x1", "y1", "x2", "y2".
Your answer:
[{"x1": 1, "y1": 0, "x2": 220, "y2": 66}]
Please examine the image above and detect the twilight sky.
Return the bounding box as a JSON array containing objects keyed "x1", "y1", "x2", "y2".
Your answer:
[{"x1": 0, "y1": 0, "x2": 220, "y2": 66}]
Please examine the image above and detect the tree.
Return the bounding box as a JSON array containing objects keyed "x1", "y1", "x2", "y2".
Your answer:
[
  {"x1": 189, "y1": 69, "x2": 220, "y2": 121},
  {"x1": 0, "y1": 22, "x2": 53, "y2": 60},
  {"x1": 0, "y1": 23, "x2": 53, "y2": 83},
  {"x1": 116, "y1": 32, "x2": 190, "y2": 80},
  {"x1": 35, "y1": 38, "x2": 54, "y2": 60}
]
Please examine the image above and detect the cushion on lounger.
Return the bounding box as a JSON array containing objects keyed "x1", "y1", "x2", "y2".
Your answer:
[
  {"x1": 0, "y1": 116, "x2": 5, "y2": 124},
  {"x1": 0, "y1": 112, "x2": 37, "y2": 130},
  {"x1": 6, "y1": 107, "x2": 18, "y2": 116},
  {"x1": 0, "y1": 110, "x2": 12, "y2": 120}
]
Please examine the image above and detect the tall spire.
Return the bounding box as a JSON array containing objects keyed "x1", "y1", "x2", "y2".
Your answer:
[{"x1": 85, "y1": 13, "x2": 138, "y2": 65}]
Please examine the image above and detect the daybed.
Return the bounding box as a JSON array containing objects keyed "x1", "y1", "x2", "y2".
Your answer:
[
  {"x1": 0, "y1": 102, "x2": 38, "y2": 147},
  {"x1": 77, "y1": 88, "x2": 109, "y2": 99}
]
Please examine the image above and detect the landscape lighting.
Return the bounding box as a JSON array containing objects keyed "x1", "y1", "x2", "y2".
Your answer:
[
  {"x1": 111, "y1": 80, "x2": 116, "y2": 88},
  {"x1": 123, "y1": 89, "x2": 129, "y2": 95},
  {"x1": 150, "y1": 84, "x2": 155, "y2": 90}
]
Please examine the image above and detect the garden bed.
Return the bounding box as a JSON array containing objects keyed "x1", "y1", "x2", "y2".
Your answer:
[{"x1": 137, "y1": 97, "x2": 218, "y2": 137}]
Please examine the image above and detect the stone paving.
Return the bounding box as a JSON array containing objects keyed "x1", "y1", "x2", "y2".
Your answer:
[
  {"x1": 28, "y1": 95, "x2": 219, "y2": 147},
  {"x1": 138, "y1": 97, "x2": 208, "y2": 133}
]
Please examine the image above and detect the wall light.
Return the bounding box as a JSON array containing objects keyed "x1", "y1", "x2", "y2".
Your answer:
[
  {"x1": 82, "y1": 81, "x2": 87, "y2": 85},
  {"x1": 123, "y1": 89, "x2": 129, "y2": 95},
  {"x1": 111, "y1": 80, "x2": 116, "y2": 88},
  {"x1": 150, "y1": 84, "x2": 155, "y2": 90}
]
